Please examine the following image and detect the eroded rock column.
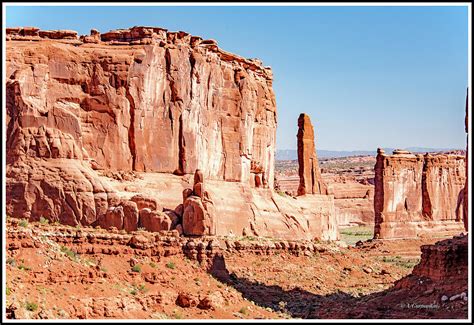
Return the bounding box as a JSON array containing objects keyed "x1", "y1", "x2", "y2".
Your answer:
[
  {"x1": 182, "y1": 169, "x2": 216, "y2": 236},
  {"x1": 297, "y1": 113, "x2": 327, "y2": 195}
]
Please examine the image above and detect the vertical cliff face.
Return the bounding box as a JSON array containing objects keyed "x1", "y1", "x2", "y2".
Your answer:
[
  {"x1": 374, "y1": 149, "x2": 465, "y2": 239},
  {"x1": 297, "y1": 113, "x2": 327, "y2": 195},
  {"x1": 422, "y1": 154, "x2": 466, "y2": 222},
  {"x1": 374, "y1": 149, "x2": 423, "y2": 238},
  {"x1": 6, "y1": 26, "x2": 276, "y2": 187}
]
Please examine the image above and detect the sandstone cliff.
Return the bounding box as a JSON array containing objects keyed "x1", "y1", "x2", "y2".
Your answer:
[
  {"x1": 374, "y1": 149, "x2": 466, "y2": 239},
  {"x1": 6, "y1": 26, "x2": 338, "y2": 241},
  {"x1": 394, "y1": 234, "x2": 468, "y2": 301},
  {"x1": 6, "y1": 26, "x2": 276, "y2": 184}
]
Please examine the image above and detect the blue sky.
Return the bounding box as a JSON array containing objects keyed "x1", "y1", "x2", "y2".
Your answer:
[{"x1": 5, "y1": 5, "x2": 469, "y2": 150}]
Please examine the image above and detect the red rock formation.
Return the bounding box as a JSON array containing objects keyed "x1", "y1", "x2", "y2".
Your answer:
[
  {"x1": 80, "y1": 29, "x2": 101, "y2": 44},
  {"x1": 326, "y1": 179, "x2": 374, "y2": 227},
  {"x1": 374, "y1": 149, "x2": 465, "y2": 239},
  {"x1": 130, "y1": 194, "x2": 159, "y2": 211},
  {"x1": 6, "y1": 25, "x2": 276, "y2": 182},
  {"x1": 38, "y1": 30, "x2": 78, "y2": 39},
  {"x1": 182, "y1": 169, "x2": 216, "y2": 236},
  {"x1": 6, "y1": 25, "x2": 275, "y2": 224},
  {"x1": 297, "y1": 113, "x2": 327, "y2": 195},
  {"x1": 139, "y1": 209, "x2": 172, "y2": 232},
  {"x1": 411, "y1": 235, "x2": 468, "y2": 282},
  {"x1": 422, "y1": 153, "x2": 466, "y2": 221},
  {"x1": 6, "y1": 26, "x2": 39, "y2": 37},
  {"x1": 5, "y1": 26, "x2": 338, "y2": 241},
  {"x1": 394, "y1": 235, "x2": 468, "y2": 298}
]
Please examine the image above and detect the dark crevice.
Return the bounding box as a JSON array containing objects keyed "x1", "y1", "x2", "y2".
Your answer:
[
  {"x1": 421, "y1": 159, "x2": 432, "y2": 219},
  {"x1": 220, "y1": 118, "x2": 227, "y2": 180},
  {"x1": 125, "y1": 89, "x2": 137, "y2": 171},
  {"x1": 189, "y1": 53, "x2": 196, "y2": 100},
  {"x1": 177, "y1": 113, "x2": 185, "y2": 175},
  {"x1": 169, "y1": 106, "x2": 174, "y2": 135},
  {"x1": 165, "y1": 47, "x2": 172, "y2": 76},
  {"x1": 165, "y1": 48, "x2": 181, "y2": 104},
  {"x1": 234, "y1": 69, "x2": 244, "y2": 115}
]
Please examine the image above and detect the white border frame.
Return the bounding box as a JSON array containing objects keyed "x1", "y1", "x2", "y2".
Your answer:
[{"x1": 2, "y1": 2, "x2": 472, "y2": 323}]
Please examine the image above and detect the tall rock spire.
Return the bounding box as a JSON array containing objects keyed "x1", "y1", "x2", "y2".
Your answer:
[{"x1": 297, "y1": 113, "x2": 327, "y2": 195}]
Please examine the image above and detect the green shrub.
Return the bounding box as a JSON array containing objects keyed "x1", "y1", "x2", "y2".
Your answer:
[
  {"x1": 165, "y1": 261, "x2": 176, "y2": 269},
  {"x1": 6, "y1": 287, "x2": 11, "y2": 295},
  {"x1": 18, "y1": 264, "x2": 31, "y2": 271},
  {"x1": 19, "y1": 219, "x2": 29, "y2": 227},
  {"x1": 25, "y1": 302, "x2": 38, "y2": 312},
  {"x1": 138, "y1": 284, "x2": 148, "y2": 293},
  {"x1": 60, "y1": 246, "x2": 77, "y2": 260},
  {"x1": 39, "y1": 217, "x2": 49, "y2": 225},
  {"x1": 239, "y1": 307, "x2": 248, "y2": 315},
  {"x1": 131, "y1": 264, "x2": 142, "y2": 273},
  {"x1": 130, "y1": 284, "x2": 148, "y2": 295}
]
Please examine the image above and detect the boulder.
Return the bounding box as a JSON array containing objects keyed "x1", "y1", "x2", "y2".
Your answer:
[
  {"x1": 130, "y1": 194, "x2": 159, "y2": 211},
  {"x1": 182, "y1": 196, "x2": 214, "y2": 236},
  {"x1": 121, "y1": 201, "x2": 139, "y2": 232},
  {"x1": 139, "y1": 209, "x2": 171, "y2": 232},
  {"x1": 98, "y1": 206, "x2": 124, "y2": 230},
  {"x1": 176, "y1": 292, "x2": 197, "y2": 308}
]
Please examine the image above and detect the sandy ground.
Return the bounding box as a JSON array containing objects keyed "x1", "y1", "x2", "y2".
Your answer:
[{"x1": 5, "y1": 220, "x2": 467, "y2": 320}]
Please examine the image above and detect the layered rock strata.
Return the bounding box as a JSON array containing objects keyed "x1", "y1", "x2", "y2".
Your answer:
[
  {"x1": 411, "y1": 235, "x2": 468, "y2": 282},
  {"x1": 374, "y1": 149, "x2": 466, "y2": 239},
  {"x1": 297, "y1": 113, "x2": 327, "y2": 195},
  {"x1": 6, "y1": 220, "x2": 340, "y2": 266},
  {"x1": 326, "y1": 178, "x2": 374, "y2": 227},
  {"x1": 6, "y1": 26, "x2": 337, "y2": 241},
  {"x1": 394, "y1": 234, "x2": 468, "y2": 298}
]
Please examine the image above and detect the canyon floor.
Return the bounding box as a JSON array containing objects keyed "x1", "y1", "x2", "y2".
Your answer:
[
  {"x1": 5, "y1": 155, "x2": 468, "y2": 320},
  {"x1": 5, "y1": 219, "x2": 467, "y2": 320}
]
